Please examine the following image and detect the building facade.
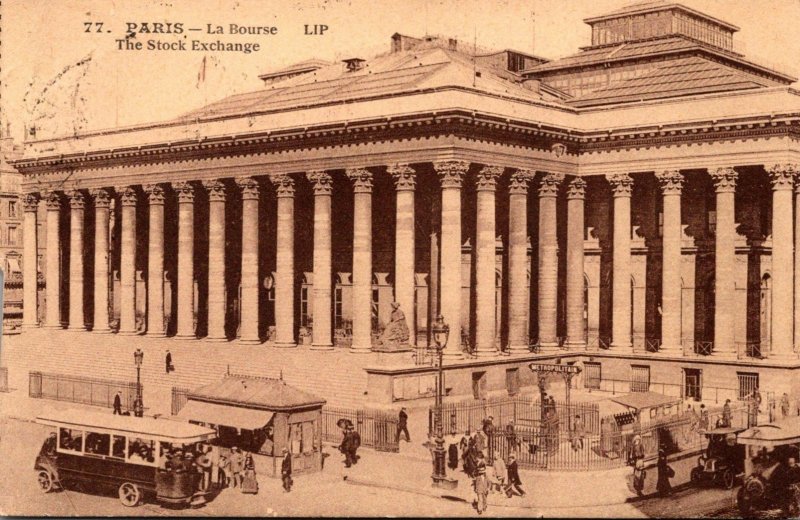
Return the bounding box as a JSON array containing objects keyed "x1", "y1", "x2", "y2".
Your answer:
[{"x1": 13, "y1": 2, "x2": 800, "y2": 403}]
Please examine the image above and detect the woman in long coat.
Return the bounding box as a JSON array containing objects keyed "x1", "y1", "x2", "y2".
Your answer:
[
  {"x1": 473, "y1": 453, "x2": 489, "y2": 514},
  {"x1": 656, "y1": 449, "x2": 673, "y2": 496}
]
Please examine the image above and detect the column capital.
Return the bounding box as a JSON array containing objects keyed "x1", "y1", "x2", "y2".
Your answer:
[
  {"x1": 434, "y1": 160, "x2": 470, "y2": 189},
  {"x1": 44, "y1": 191, "x2": 62, "y2": 211},
  {"x1": 142, "y1": 184, "x2": 164, "y2": 205},
  {"x1": 90, "y1": 188, "x2": 112, "y2": 208},
  {"x1": 710, "y1": 167, "x2": 738, "y2": 193},
  {"x1": 236, "y1": 177, "x2": 260, "y2": 200},
  {"x1": 203, "y1": 179, "x2": 227, "y2": 201},
  {"x1": 307, "y1": 170, "x2": 333, "y2": 195},
  {"x1": 119, "y1": 186, "x2": 138, "y2": 207},
  {"x1": 767, "y1": 163, "x2": 797, "y2": 191},
  {"x1": 22, "y1": 192, "x2": 40, "y2": 212},
  {"x1": 539, "y1": 172, "x2": 565, "y2": 197},
  {"x1": 509, "y1": 169, "x2": 534, "y2": 195},
  {"x1": 173, "y1": 181, "x2": 195, "y2": 203},
  {"x1": 475, "y1": 165, "x2": 503, "y2": 191},
  {"x1": 273, "y1": 174, "x2": 295, "y2": 198},
  {"x1": 346, "y1": 168, "x2": 373, "y2": 193},
  {"x1": 388, "y1": 163, "x2": 416, "y2": 191},
  {"x1": 67, "y1": 190, "x2": 85, "y2": 209},
  {"x1": 655, "y1": 170, "x2": 684, "y2": 195},
  {"x1": 607, "y1": 173, "x2": 633, "y2": 197},
  {"x1": 566, "y1": 177, "x2": 587, "y2": 199}
]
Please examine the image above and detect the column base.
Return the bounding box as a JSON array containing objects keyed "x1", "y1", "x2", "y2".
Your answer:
[
  {"x1": 610, "y1": 342, "x2": 632, "y2": 350},
  {"x1": 273, "y1": 341, "x2": 297, "y2": 348},
  {"x1": 67, "y1": 326, "x2": 87, "y2": 332},
  {"x1": 174, "y1": 334, "x2": 197, "y2": 340},
  {"x1": 564, "y1": 341, "x2": 587, "y2": 350},
  {"x1": 311, "y1": 343, "x2": 334, "y2": 351},
  {"x1": 657, "y1": 344, "x2": 682, "y2": 356},
  {"x1": 93, "y1": 327, "x2": 112, "y2": 334},
  {"x1": 239, "y1": 338, "x2": 262, "y2": 345},
  {"x1": 118, "y1": 330, "x2": 140, "y2": 336},
  {"x1": 205, "y1": 336, "x2": 229, "y2": 343},
  {"x1": 349, "y1": 345, "x2": 373, "y2": 354},
  {"x1": 712, "y1": 349, "x2": 737, "y2": 359},
  {"x1": 538, "y1": 342, "x2": 561, "y2": 352},
  {"x1": 506, "y1": 345, "x2": 530, "y2": 355},
  {"x1": 42, "y1": 324, "x2": 63, "y2": 330},
  {"x1": 442, "y1": 350, "x2": 463, "y2": 360},
  {"x1": 144, "y1": 332, "x2": 166, "y2": 338},
  {"x1": 21, "y1": 323, "x2": 40, "y2": 329},
  {"x1": 475, "y1": 349, "x2": 498, "y2": 358},
  {"x1": 766, "y1": 351, "x2": 798, "y2": 362}
]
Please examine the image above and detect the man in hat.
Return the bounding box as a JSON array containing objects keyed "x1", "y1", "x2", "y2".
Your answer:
[
  {"x1": 396, "y1": 407, "x2": 411, "y2": 443},
  {"x1": 113, "y1": 391, "x2": 123, "y2": 415},
  {"x1": 281, "y1": 447, "x2": 293, "y2": 492},
  {"x1": 229, "y1": 446, "x2": 244, "y2": 488},
  {"x1": 504, "y1": 453, "x2": 525, "y2": 497},
  {"x1": 165, "y1": 350, "x2": 173, "y2": 374},
  {"x1": 348, "y1": 425, "x2": 362, "y2": 466}
]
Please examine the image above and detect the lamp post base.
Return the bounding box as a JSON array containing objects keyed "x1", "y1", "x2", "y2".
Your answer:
[{"x1": 431, "y1": 475, "x2": 459, "y2": 490}]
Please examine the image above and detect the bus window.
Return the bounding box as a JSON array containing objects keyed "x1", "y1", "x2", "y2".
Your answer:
[
  {"x1": 127, "y1": 437, "x2": 156, "y2": 466},
  {"x1": 85, "y1": 432, "x2": 111, "y2": 456},
  {"x1": 59, "y1": 428, "x2": 84, "y2": 453},
  {"x1": 111, "y1": 435, "x2": 126, "y2": 459}
]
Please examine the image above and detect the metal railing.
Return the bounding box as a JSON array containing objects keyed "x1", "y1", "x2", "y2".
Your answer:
[
  {"x1": 736, "y1": 341, "x2": 764, "y2": 360},
  {"x1": 411, "y1": 345, "x2": 435, "y2": 366},
  {"x1": 321, "y1": 406, "x2": 399, "y2": 452},
  {"x1": 29, "y1": 371, "x2": 138, "y2": 411}
]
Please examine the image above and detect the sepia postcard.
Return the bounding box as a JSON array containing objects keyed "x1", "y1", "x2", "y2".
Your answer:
[{"x1": 1, "y1": 0, "x2": 800, "y2": 517}]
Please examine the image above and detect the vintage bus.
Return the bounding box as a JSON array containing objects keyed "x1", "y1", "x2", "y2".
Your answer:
[{"x1": 34, "y1": 409, "x2": 217, "y2": 507}]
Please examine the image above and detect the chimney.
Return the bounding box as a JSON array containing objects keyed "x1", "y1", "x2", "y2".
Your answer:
[{"x1": 343, "y1": 58, "x2": 366, "y2": 72}]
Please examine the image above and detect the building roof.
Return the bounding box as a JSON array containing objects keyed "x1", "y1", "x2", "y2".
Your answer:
[
  {"x1": 258, "y1": 59, "x2": 332, "y2": 81},
  {"x1": 738, "y1": 416, "x2": 800, "y2": 447},
  {"x1": 583, "y1": 0, "x2": 740, "y2": 32},
  {"x1": 571, "y1": 55, "x2": 773, "y2": 106},
  {"x1": 609, "y1": 391, "x2": 682, "y2": 411},
  {"x1": 176, "y1": 45, "x2": 544, "y2": 122},
  {"x1": 189, "y1": 376, "x2": 326, "y2": 411}
]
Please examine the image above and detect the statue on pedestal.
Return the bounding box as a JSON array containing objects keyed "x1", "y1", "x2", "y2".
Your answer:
[{"x1": 375, "y1": 302, "x2": 410, "y2": 350}]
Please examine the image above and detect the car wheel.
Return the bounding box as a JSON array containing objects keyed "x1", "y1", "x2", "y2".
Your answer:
[
  {"x1": 723, "y1": 468, "x2": 735, "y2": 490},
  {"x1": 36, "y1": 470, "x2": 53, "y2": 493},
  {"x1": 118, "y1": 482, "x2": 141, "y2": 507}
]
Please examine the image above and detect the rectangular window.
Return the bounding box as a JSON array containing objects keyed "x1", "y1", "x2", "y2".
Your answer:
[
  {"x1": 506, "y1": 368, "x2": 520, "y2": 396},
  {"x1": 584, "y1": 362, "x2": 601, "y2": 390},
  {"x1": 8, "y1": 201, "x2": 16, "y2": 217},
  {"x1": 85, "y1": 432, "x2": 111, "y2": 456},
  {"x1": 111, "y1": 435, "x2": 126, "y2": 459},
  {"x1": 127, "y1": 437, "x2": 156, "y2": 466},
  {"x1": 630, "y1": 365, "x2": 650, "y2": 393},
  {"x1": 58, "y1": 428, "x2": 84, "y2": 453},
  {"x1": 684, "y1": 368, "x2": 702, "y2": 401},
  {"x1": 737, "y1": 372, "x2": 759, "y2": 401},
  {"x1": 8, "y1": 226, "x2": 17, "y2": 245}
]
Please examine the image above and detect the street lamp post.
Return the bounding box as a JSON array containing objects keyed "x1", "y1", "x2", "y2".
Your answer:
[
  {"x1": 430, "y1": 315, "x2": 457, "y2": 489},
  {"x1": 133, "y1": 348, "x2": 144, "y2": 417}
]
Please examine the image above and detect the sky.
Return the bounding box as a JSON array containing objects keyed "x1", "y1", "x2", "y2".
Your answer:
[{"x1": 2, "y1": 0, "x2": 799, "y2": 142}]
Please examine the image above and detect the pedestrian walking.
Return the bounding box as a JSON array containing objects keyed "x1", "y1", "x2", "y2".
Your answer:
[
  {"x1": 699, "y1": 404, "x2": 709, "y2": 432},
  {"x1": 196, "y1": 445, "x2": 212, "y2": 492},
  {"x1": 472, "y1": 452, "x2": 489, "y2": 514},
  {"x1": 165, "y1": 350, "x2": 173, "y2": 374},
  {"x1": 571, "y1": 414, "x2": 585, "y2": 451},
  {"x1": 493, "y1": 454, "x2": 507, "y2": 492},
  {"x1": 505, "y1": 420, "x2": 518, "y2": 452},
  {"x1": 721, "y1": 399, "x2": 732, "y2": 428},
  {"x1": 396, "y1": 407, "x2": 411, "y2": 443},
  {"x1": 656, "y1": 449, "x2": 674, "y2": 496},
  {"x1": 241, "y1": 452, "x2": 258, "y2": 494},
  {"x1": 782, "y1": 393, "x2": 791, "y2": 418},
  {"x1": 281, "y1": 447, "x2": 293, "y2": 492},
  {"x1": 504, "y1": 453, "x2": 525, "y2": 497},
  {"x1": 113, "y1": 391, "x2": 122, "y2": 415},
  {"x1": 219, "y1": 451, "x2": 231, "y2": 488},
  {"x1": 229, "y1": 446, "x2": 244, "y2": 488},
  {"x1": 350, "y1": 426, "x2": 361, "y2": 465},
  {"x1": 447, "y1": 431, "x2": 460, "y2": 470}
]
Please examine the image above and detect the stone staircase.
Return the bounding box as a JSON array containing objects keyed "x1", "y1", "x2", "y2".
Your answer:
[{"x1": 3, "y1": 328, "x2": 371, "y2": 413}]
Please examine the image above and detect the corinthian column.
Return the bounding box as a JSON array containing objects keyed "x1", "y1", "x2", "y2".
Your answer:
[
  {"x1": 347, "y1": 168, "x2": 373, "y2": 353},
  {"x1": 204, "y1": 179, "x2": 228, "y2": 341},
  {"x1": 67, "y1": 190, "x2": 86, "y2": 330},
  {"x1": 274, "y1": 175, "x2": 296, "y2": 347},
  {"x1": 538, "y1": 172, "x2": 564, "y2": 349},
  {"x1": 655, "y1": 170, "x2": 684, "y2": 354},
  {"x1": 565, "y1": 177, "x2": 587, "y2": 349},
  {"x1": 22, "y1": 193, "x2": 40, "y2": 328},
  {"x1": 118, "y1": 187, "x2": 138, "y2": 335},
  {"x1": 144, "y1": 185, "x2": 165, "y2": 336},
  {"x1": 308, "y1": 170, "x2": 333, "y2": 350},
  {"x1": 43, "y1": 191, "x2": 62, "y2": 329},
  {"x1": 795, "y1": 175, "x2": 800, "y2": 354},
  {"x1": 767, "y1": 164, "x2": 796, "y2": 359},
  {"x1": 389, "y1": 163, "x2": 417, "y2": 347},
  {"x1": 507, "y1": 170, "x2": 533, "y2": 353},
  {"x1": 435, "y1": 160, "x2": 469, "y2": 358},
  {"x1": 710, "y1": 167, "x2": 737, "y2": 356},
  {"x1": 608, "y1": 173, "x2": 633, "y2": 350},
  {"x1": 174, "y1": 181, "x2": 196, "y2": 339},
  {"x1": 237, "y1": 177, "x2": 260, "y2": 344},
  {"x1": 90, "y1": 189, "x2": 111, "y2": 333},
  {"x1": 475, "y1": 165, "x2": 502, "y2": 357}
]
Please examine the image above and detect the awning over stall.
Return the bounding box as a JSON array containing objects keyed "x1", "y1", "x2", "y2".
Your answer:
[
  {"x1": 609, "y1": 391, "x2": 681, "y2": 412},
  {"x1": 178, "y1": 400, "x2": 274, "y2": 430}
]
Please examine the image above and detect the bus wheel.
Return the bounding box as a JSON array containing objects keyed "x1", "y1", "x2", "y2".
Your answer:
[
  {"x1": 37, "y1": 470, "x2": 54, "y2": 493},
  {"x1": 118, "y1": 482, "x2": 141, "y2": 507},
  {"x1": 722, "y1": 469, "x2": 735, "y2": 490}
]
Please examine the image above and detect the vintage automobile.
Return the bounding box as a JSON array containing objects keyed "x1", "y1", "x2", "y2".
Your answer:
[
  {"x1": 34, "y1": 409, "x2": 217, "y2": 507},
  {"x1": 689, "y1": 427, "x2": 746, "y2": 489},
  {"x1": 736, "y1": 416, "x2": 800, "y2": 517}
]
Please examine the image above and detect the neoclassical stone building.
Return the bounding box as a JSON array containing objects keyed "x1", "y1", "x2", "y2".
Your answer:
[{"x1": 13, "y1": 2, "x2": 800, "y2": 403}]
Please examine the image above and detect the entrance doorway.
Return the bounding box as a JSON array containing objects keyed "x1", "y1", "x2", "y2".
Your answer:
[{"x1": 684, "y1": 368, "x2": 702, "y2": 401}]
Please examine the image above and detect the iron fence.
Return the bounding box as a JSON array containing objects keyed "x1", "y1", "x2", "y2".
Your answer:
[
  {"x1": 172, "y1": 386, "x2": 190, "y2": 416},
  {"x1": 321, "y1": 406, "x2": 399, "y2": 452},
  {"x1": 29, "y1": 371, "x2": 138, "y2": 411},
  {"x1": 429, "y1": 396, "x2": 601, "y2": 439}
]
